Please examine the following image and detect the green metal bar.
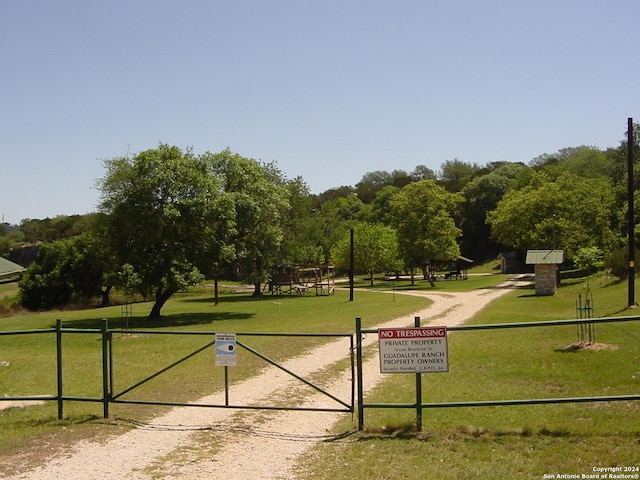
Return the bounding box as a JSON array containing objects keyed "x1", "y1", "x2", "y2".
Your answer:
[
  {"x1": 0, "y1": 328, "x2": 56, "y2": 336},
  {"x1": 359, "y1": 315, "x2": 640, "y2": 335},
  {"x1": 238, "y1": 340, "x2": 352, "y2": 410},
  {"x1": 101, "y1": 319, "x2": 110, "y2": 419},
  {"x1": 363, "y1": 394, "x2": 640, "y2": 409},
  {"x1": 109, "y1": 327, "x2": 114, "y2": 405},
  {"x1": 356, "y1": 317, "x2": 364, "y2": 430},
  {"x1": 109, "y1": 398, "x2": 351, "y2": 412},
  {"x1": 56, "y1": 319, "x2": 63, "y2": 420},
  {"x1": 414, "y1": 316, "x2": 422, "y2": 431},
  {"x1": 447, "y1": 315, "x2": 640, "y2": 331},
  {"x1": 108, "y1": 329, "x2": 350, "y2": 338},
  {"x1": 349, "y1": 333, "x2": 355, "y2": 421},
  {"x1": 224, "y1": 366, "x2": 229, "y2": 406}
]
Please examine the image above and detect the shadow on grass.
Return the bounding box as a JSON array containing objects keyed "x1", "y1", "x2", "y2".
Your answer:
[
  {"x1": 354, "y1": 425, "x2": 608, "y2": 442},
  {"x1": 52, "y1": 311, "x2": 256, "y2": 330}
]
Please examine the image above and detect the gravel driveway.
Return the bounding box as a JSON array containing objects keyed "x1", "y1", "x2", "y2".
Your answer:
[{"x1": 5, "y1": 275, "x2": 530, "y2": 480}]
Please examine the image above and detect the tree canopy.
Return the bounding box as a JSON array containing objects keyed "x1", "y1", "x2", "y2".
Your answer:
[
  {"x1": 330, "y1": 222, "x2": 400, "y2": 285},
  {"x1": 388, "y1": 180, "x2": 462, "y2": 285},
  {"x1": 97, "y1": 144, "x2": 235, "y2": 317},
  {"x1": 486, "y1": 172, "x2": 617, "y2": 261}
]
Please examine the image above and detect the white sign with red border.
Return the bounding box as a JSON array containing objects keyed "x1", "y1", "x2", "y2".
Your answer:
[{"x1": 378, "y1": 327, "x2": 448, "y2": 373}]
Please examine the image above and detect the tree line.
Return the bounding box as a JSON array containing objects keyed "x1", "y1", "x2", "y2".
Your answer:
[{"x1": 2, "y1": 123, "x2": 638, "y2": 317}]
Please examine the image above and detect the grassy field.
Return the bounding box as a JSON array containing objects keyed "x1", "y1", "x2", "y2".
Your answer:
[
  {"x1": 0, "y1": 283, "x2": 430, "y2": 473},
  {"x1": 2, "y1": 270, "x2": 639, "y2": 479},
  {"x1": 293, "y1": 273, "x2": 640, "y2": 480}
]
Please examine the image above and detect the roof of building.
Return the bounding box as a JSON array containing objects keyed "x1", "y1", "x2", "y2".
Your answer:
[
  {"x1": 0, "y1": 257, "x2": 26, "y2": 278},
  {"x1": 525, "y1": 250, "x2": 564, "y2": 264}
]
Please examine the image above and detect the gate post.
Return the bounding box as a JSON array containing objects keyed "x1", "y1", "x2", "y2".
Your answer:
[
  {"x1": 56, "y1": 318, "x2": 64, "y2": 420},
  {"x1": 355, "y1": 317, "x2": 364, "y2": 430},
  {"x1": 414, "y1": 317, "x2": 422, "y2": 431},
  {"x1": 101, "y1": 319, "x2": 111, "y2": 419}
]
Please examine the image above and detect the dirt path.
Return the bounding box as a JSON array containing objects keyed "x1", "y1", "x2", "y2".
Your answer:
[{"x1": 5, "y1": 275, "x2": 531, "y2": 480}]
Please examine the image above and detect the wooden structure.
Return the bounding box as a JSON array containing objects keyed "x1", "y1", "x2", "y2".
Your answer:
[
  {"x1": 443, "y1": 256, "x2": 474, "y2": 280},
  {"x1": 526, "y1": 250, "x2": 564, "y2": 296},
  {"x1": 498, "y1": 251, "x2": 521, "y2": 274},
  {"x1": 265, "y1": 264, "x2": 335, "y2": 296}
]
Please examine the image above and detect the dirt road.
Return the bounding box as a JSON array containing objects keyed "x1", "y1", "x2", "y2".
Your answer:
[{"x1": 5, "y1": 275, "x2": 531, "y2": 480}]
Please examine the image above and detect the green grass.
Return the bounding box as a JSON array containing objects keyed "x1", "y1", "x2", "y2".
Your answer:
[
  {"x1": 3, "y1": 271, "x2": 640, "y2": 479},
  {"x1": 293, "y1": 273, "x2": 640, "y2": 480},
  {"x1": 0, "y1": 285, "x2": 429, "y2": 475}
]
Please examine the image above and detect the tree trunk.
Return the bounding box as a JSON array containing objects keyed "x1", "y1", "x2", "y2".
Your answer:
[
  {"x1": 427, "y1": 261, "x2": 436, "y2": 287},
  {"x1": 100, "y1": 285, "x2": 113, "y2": 307},
  {"x1": 214, "y1": 277, "x2": 219, "y2": 306},
  {"x1": 149, "y1": 287, "x2": 177, "y2": 318},
  {"x1": 253, "y1": 282, "x2": 262, "y2": 296}
]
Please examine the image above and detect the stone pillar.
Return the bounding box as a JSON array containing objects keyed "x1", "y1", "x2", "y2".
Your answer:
[{"x1": 534, "y1": 264, "x2": 557, "y2": 295}]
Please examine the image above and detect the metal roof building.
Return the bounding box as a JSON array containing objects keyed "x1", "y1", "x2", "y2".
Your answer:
[
  {"x1": 525, "y1": 250, "x2": 564, "y2": 296},
  {"x1": 0, "y1": 257, "x2": 26, "y2": 282}
]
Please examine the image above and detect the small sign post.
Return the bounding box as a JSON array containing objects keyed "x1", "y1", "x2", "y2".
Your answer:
[{"x1": 378, "y1": 321, "x2": 449, "y2": 430}]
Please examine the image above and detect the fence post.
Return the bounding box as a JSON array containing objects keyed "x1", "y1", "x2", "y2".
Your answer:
[
  {"x1": 415, "y1": 316, "x2": 422, "y2": 431},
  {"x1": 101, "y1": 319, "x2": 110, "y2": 419},
  {"x1": 356, "y1": 317, "x2": 364, "y2": 430},
  {"x1": 56, "y1": 318, "x2": 63, "y2": 420}
]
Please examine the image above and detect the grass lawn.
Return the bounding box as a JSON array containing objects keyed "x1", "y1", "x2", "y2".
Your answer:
[
  {"x1": 2, "y1": 270, "x2": 639, "y2": 479},
  {"x1": 293, "y1": 273, "x2": 640, "y2": 480},
  {"x1": 0, "y1": 284, "x2": 429, "y2": 474}
]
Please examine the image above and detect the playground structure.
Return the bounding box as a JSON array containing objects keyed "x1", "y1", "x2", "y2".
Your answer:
[{"x1": 264, "y1": 264, "x2": 335, "y2": 296}]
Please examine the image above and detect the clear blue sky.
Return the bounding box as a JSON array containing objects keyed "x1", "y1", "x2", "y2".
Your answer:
[{"x1": 2, "y1": 0, "x2": 638, "y2": 225}]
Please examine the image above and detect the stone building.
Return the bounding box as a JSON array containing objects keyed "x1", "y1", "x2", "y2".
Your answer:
[{"x1": 525, "y1": 250, "x2": 564, "y2": 296}]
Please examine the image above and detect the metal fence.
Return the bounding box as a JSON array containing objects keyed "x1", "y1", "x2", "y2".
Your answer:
[
  {"x1": 0, "y1": 319, "x2": 355, "y2": 420},
  {"x1": 3, "y1": 315, "x2": 640, "y2": 431},
  {"x1": 355, "y1": 315, "x2": 640, "y2": 430}
]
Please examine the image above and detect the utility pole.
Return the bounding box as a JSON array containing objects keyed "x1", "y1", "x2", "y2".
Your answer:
[{"x1": 628, "y1": 117, "x2": 635, "y2": 307}]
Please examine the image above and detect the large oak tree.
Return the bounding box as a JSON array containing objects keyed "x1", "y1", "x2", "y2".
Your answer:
[{"x1": 97, "y1": 145, "x2": 235, "y2": 318}]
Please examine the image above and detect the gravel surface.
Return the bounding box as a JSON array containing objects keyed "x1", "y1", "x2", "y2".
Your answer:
[{"x1": 5, "y1": 276, "x2": 530, "y2": 480}]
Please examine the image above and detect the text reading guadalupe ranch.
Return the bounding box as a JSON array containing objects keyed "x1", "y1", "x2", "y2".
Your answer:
[{"x1": 378, "y1": 327, "x2": 449, "y2": 373}]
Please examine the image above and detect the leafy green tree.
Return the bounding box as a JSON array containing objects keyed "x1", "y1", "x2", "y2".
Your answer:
[
  {"x1": 355, "y1": 170, "x2": 393, "y2": 203},
  {"x1": 0, "y1": 225, "x2": 24, "y2": 258},
  {"x1": 330, "y1": 222, "x2": 401, "y2": 285},
  {"x1": 203, "y1": 149, "x2": 290, "y2": 296},
  {"x1": 368, "y1": 185, "x2": 400, "y2": 224},
  {"x1": 314, "y1": 193, "x2": 369, "y2": 258},
  {"x1": 486, "y1": 172, "x2": 616, "y2": 261},
  {"x1": 438, "y1": 159, "x2": 481, "y2": 192},
  {"x1": 279, "y1": 177, "x2": 325, "y2": 265},
  {"x1": 18, "y1": 234, "x2": 106, "y2": 309},
  {"x1": 389, "y1": 180, "x2": 462, "y2": 286},
  {"x1": 411, "y1": 165, "x2": 437, "y2": 181},
  {"x1": 97, "y1": 145, "x2": 235, "y2": 318},
  {"x1": 460, "y1": 163, "x2": 532, "y2": 261},
  {"x1": 19, "y1": 240, "x2": 75, "y2": 309}
]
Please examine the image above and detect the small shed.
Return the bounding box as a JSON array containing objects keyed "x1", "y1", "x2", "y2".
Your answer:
[
  {"x1": 498, "y1": 251, "x2": 521, "y2": 274},
  {"x1": 525, "y1": 250, "x2": 563, "y2": 296}
]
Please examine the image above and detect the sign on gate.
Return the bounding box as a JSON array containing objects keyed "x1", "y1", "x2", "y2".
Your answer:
[
  {"x1": 215, "y1": 333, "x2": 237, "y2": 366},
  {"x1": 378, "y1": 327, "x2": 448, "y2": 373}
]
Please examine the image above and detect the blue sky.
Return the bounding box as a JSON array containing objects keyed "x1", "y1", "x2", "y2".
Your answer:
[{"x1": 2, "y1": 0, "x2": 638, "y2": 225}]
